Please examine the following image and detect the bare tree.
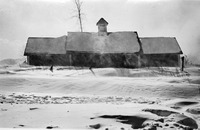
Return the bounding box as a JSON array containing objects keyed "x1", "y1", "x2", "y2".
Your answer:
[{"x1": 73, "y1": 0, "x2": 84, "y2": 32}]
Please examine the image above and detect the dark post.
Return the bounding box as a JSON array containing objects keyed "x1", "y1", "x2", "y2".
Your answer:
[
  {"x1": 50, "y1": 65, "x2": 53, "y2": 72},
  {"x1": 181, "y1": 56, "x2": 185, "y2": 71}
]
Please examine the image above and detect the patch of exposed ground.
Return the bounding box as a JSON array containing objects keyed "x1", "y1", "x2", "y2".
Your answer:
[
  {"x1": 142, "y1": 109, "x2": 178, "y2": 117},
  {"x1": 0, "y1": 93, "x2": 159, "y2": 104},
  {"x1": 93, "y1": 109, "x2": 198, "y2": 129},
  {"x1": 97, "y1": 115, "x2": 148, "y2": 129}
]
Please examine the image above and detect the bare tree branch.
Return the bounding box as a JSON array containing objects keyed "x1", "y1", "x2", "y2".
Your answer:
[{"x1": 73, "y1": 0, "x2": 84, "y2": 32}]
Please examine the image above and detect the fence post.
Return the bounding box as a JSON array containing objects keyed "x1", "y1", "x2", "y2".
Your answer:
[{"x1": 181, "y1": 56, "x2": 185, "y2": 71}]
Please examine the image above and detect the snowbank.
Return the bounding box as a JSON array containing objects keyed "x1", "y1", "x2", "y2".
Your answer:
[{"x1": 0, "y1": 62, "x2": 199, "y2": 129}]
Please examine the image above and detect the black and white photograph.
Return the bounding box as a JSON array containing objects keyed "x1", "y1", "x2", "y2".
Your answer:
[{"x1": 0, "y1": 0, "x2": 200, "y2": 129}]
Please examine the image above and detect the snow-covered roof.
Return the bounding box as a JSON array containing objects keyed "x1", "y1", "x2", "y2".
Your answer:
[
  {"x1": 24, "y1": 35, "x2": 183, "y2": 56},
  {"x1": 66, "y1": 32, "x2": 141, "y2": 54},
  {"x1": 24, "y1": 35, "x2": 67, "y2": 55},
  {"x1": 140, "y1": 37, "x2": 183, "y2": 54}
]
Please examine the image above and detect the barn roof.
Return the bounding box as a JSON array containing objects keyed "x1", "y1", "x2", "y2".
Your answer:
[
  {"x1": 24, "y1": 35, "x2": 67, "y2": 55},
  {"x1": 140, "y1": 37, "x2": 183, "y2": 54},
  {"x1": 66, "y1": 32, "x2": 140, "y2": 54}
]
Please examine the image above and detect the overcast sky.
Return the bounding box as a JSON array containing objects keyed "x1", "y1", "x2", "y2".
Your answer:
[{"x1": 0, "y1": 0, "x2": 200, "y2": 63}]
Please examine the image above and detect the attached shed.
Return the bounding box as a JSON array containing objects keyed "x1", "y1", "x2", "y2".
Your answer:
[
  {"x1": 140, "y1": 37, "x2": 183, "y2": 67},
  {"x1": 24, "y1": 35, "x2": 69, "y2": 66},
  {"x1": 66, "y1": 31, "x2": 141, "y2": 68}
]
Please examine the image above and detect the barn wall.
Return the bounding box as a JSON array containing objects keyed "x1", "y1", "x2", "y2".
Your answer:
[
  {"x1": 68, "y1": 52, "x2": 139, "y2": 68},
  {"x1": 140, "y1": 54, "x2": 180, "y2": 67},
  {"x1": 27, "y1": 53, "x2": 139, "y2": 68},
  {"x1": 28, "y1": 54, "x2": 70, "y2": 66},
  {"x1": 27, "y1": 53, "x2": 180, "y2": 68}
]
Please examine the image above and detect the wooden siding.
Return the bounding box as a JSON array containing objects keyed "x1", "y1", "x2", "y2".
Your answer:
[
  {"x1": 27, "y1": 53, "x2": 139, "y2": 68},
  {"x1": 28, "y1": 54, "x2": 70, "y2": 66},
  {"x1": 140, "y1": 54, "x2": 180, "y2": 67}
]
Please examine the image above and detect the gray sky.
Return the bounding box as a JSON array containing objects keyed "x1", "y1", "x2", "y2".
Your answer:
[{"x1": 0, "y1": 0, "x2": 200, "y2": 63}]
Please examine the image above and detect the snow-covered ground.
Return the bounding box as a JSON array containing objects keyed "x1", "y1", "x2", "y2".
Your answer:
[{"x1": 0, "y1": 62, "x2": 200, "y2": 129}]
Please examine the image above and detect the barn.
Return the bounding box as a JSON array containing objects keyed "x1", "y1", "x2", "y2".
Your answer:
[
  {"x1": 24, "y1": 18, "x2": 183, "y2": 68},
  {"x1": 65, "y1": 18, "x2": 142, "y2": 68},
  {"x1": 66, "y1": 31, "x2": 141, "y2": 68},
  {"x1": 24, "y1": 18, "x2": 142, "y2": 68},
  {"x1": 24, "y1": 35, "x2": 69, "y2": 66},
  {"x1": 140, "y1": 37, "x2": 183, "y2": 67}
]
